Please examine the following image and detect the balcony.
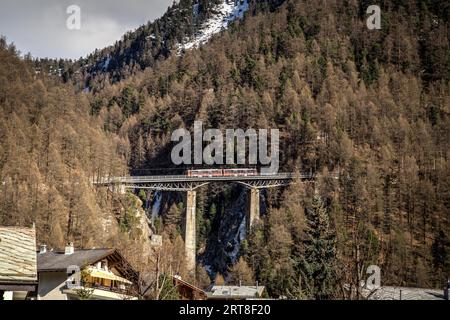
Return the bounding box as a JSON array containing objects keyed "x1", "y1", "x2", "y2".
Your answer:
[
  {"x1": 63, "y1": 266, "x2": 138, "y2": 300},
  {"x1": 63, "y1": 283, "x2": 138, "y2": 300}
]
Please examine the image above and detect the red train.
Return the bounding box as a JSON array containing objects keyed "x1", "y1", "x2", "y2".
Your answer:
[{"x1": 187, "y1": 168, "x2": 258, "y2": 178}]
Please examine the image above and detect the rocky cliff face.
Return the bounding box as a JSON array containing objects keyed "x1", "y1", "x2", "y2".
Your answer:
[
  {"x1": 142, "y1": 184, "x2": 266, "y2": 279},
  {"x1": 200, "y1": 186, "x2": 267, "y2": 279}
]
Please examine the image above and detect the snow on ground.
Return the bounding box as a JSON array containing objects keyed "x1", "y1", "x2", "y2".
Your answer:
[{"x1": 178, "y1": 0, "x2": 249, "y2": 52}]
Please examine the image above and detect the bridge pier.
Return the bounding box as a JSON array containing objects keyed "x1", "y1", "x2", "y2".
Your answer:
[
  {"x1": 94, "y1": 172, "x2": 306, "y2": 274},
  {"x1": 247, "y1": 188, "x2": 260, "y2": 229},
  {"x1": 109, "y1": 184, "x2": 126, "y2": 194},
  {"x1": 185, "y1": 190, "x2": 197, "y2": 274}
]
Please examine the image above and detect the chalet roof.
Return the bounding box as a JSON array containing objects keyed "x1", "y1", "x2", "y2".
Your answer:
[
  {"x1": 0, "y1": 226, "x2": 38, "y2": 285},
  {"x1": 363, "y1": 286, "x2": 446, "y2": 300},
  {"x1": 37, "y1": 248, "x2": 115, "y2": 272},
  {"x1": 37, "y1": 248, "x2": 139, "y2": 284},
  {"x1": 207, "y1": 285, "x2": 265, "y2": 299},
  {"x1": 173, "y1": 275, "x2": 206, "y2": 294}
]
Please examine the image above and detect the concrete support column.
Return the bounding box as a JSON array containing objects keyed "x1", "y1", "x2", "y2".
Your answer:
[
  {"x1": 248, "y1": 188, "x2": 260, "y2": 229},
  {"x1": 109, "y1": 184, "x2": 126, "y2": 194},
  {"x1": 185, "y1": 190, "x2": 197, "y2": 274}
]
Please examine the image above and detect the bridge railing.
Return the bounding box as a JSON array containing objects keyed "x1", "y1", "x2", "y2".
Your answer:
[{"x1": 93, "y1": 172, "x2": 315, "y2": 185}]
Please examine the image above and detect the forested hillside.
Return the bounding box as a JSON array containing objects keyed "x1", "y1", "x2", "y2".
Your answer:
[
  {"x1": 0, "y1": 39, "x2": 160, "y2": 274},
  {"x1": 84, "y1": 0, "x2": 449, "y2": 296},
  {"x1": 1, "y1": 0, "x2": 449, "y2": 299}
]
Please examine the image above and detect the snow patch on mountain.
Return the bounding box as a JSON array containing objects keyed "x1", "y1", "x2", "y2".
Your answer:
[{"x1": 178, "y1": 0, "x2": 249, "y2": 52}]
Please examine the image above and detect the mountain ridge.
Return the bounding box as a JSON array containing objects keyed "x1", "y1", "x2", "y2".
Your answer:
[{"x1": 31, "y1": 0, "x2": 285, "y2": 92}]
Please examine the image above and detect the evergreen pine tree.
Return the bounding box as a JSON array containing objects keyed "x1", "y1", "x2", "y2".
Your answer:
[{"x1": 299, "y1": 195, "x2": 338, "y2": 300}]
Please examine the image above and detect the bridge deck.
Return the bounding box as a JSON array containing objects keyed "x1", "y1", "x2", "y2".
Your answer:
[{"x1": 94, "y1": 173, "x2": 313, "y2": 185}]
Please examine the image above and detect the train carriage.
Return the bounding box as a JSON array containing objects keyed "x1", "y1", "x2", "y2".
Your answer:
[
  {"x1": 187, "y1": 168, "x2": 258, "y2": 178},
  {"x1": 223, "y1": 168, "x2": 258, "y2": 177},
  {"x1": 187, "y1": 169, "x2": 223, "y2": 178}
]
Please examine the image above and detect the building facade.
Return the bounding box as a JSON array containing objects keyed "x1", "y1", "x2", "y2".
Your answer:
[{"x1": 37, "y1": 244, "x2": 139, "y2": 300}]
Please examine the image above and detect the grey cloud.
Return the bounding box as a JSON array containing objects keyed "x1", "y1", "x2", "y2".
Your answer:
[{"x1": 0, "y1": 0, "x2": 173, "y2": 59}]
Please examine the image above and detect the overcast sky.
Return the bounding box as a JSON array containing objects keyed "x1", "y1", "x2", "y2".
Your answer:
[{"x1": 0, "y1": 0, "x2": 173, "y2": 59}]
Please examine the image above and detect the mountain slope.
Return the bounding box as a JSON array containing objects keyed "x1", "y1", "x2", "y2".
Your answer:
[
  {"x1": 1, "y1": 0, "x2": 449, "y2": 298},
  {"x1": 34, "y1": 0, "x2": 282, "y2": 92},
  {"x1": 0, "y1": 39, "x2": 155, "y2": 267},
  {"x1": 178, "y1": 0, "x2": 250, "y2": 51},
  {"x1": 87, "y1": 0, "x2": 449, "y2": 294}
]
